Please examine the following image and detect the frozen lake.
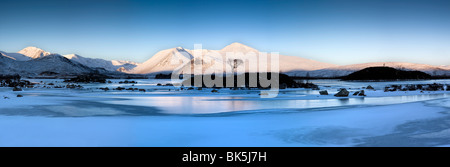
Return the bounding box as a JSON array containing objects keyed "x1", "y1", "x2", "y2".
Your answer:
[
  {"x1": 2, "y1": 79, "x2": 449, "y2": 115},
  {"x1": 0, "y1": 79, "x2": 449, "y2": 146}
]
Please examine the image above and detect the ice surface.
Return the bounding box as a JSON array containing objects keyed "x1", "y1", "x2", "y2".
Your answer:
[
  {"x1": 1, "y1": 79, "x2": 450, "y2": 146},
  {"x1": 0, "y1": 99, "x2": 448, "y2": 146}
]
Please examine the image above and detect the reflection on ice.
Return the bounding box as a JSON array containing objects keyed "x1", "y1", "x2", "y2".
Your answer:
[
  {"x1": 338, "y1": 98, "x2": 350, "y2": 105},
  {"x1": 105, "y1": 92, "x2": 450, "y2": 114}
]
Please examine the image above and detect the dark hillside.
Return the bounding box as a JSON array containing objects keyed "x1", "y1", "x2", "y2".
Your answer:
[{"x1": 342, "y1": 67, "x2": 432, "y2": 81}]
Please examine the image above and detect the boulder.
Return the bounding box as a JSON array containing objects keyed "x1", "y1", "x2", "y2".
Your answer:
[
  {"x1": 211, "y1": 89, "x2": 218, "y2": 93},
  {"x1": 17, "y1": 94, "x2": 23, "y2": 97},
  {"x1": 334, "y1": 88, "x2": 349, "y2": 97},
  {"x1": 353, "y1": 91, "x2": 360, "y2": 96},
  {"x1": 358, "y1": 90, "x2": 366, "y2": 96},
  {"x1": 319, "y1": 90, "x2": 328, "y2": 95},
  {"x1": 366, "y1": 85, "x2": 374, "y2": 89}
]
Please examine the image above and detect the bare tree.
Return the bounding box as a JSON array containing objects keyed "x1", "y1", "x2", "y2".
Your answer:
[{"x1": 227, "y1": 59, "x2": 244, "y2": 73}]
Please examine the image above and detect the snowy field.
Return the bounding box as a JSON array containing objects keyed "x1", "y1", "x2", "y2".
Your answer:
[{"x1": 0, "y1": 79, "x2": 450, "y2": 146}]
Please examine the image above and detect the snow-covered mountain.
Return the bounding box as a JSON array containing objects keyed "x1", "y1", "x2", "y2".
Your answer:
[
  {"x1": 63, "y1": 54, "x2": 140, "y2": 72},
  {"x1": 286, "y1": 62, "x2": 450, "y2": 77},
  {"x1": 131, "y1": 42, "x2": 337, "y2": 74},
  {"x1": 0, "y1": 53, "x2": 93, "y2": 76},
  {"x1": 17, "y1": 46, "x2": 52, "y2": 59},
  {"x1": 0, "y1": 46, "x2": 52, "y2": 61}
]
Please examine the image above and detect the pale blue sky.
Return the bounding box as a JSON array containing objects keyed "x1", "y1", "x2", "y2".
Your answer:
[{"x1": 0, "y1": 0, "x2": 449, "y2": 65}]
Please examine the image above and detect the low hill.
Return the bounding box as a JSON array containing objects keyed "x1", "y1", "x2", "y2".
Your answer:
[{"x1": 342, "y1": 67, "x2": 432, "y2": 81}]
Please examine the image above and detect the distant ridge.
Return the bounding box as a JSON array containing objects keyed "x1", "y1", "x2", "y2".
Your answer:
[
  {"x1": 63, "y1": 54, "x2": 140, "y2": 72},
  {"x1": 286, "y1": 62, "x2": 450, "y2": 77}
]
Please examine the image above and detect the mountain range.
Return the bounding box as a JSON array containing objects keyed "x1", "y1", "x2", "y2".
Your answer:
[
  {"x1": 131, "y1": 42, "x2": 337, "y2": 74},
  {"x1": 131, "y1": 42, "x2": 450, "y2": 77},
  {"x1": 1, "y1": 43, "x2": 449, "y2": 78},
  {"x1": 0, "y1": 47, "x2": 139, "y2": 76}
]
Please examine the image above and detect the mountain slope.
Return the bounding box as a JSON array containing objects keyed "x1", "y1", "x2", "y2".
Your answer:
[
  {"x1": 131, "y1": 47, "x2": 194, "y2": 74},
  {"x1": 0, "y1": 51, "x2": 32, "y2": 61}
]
